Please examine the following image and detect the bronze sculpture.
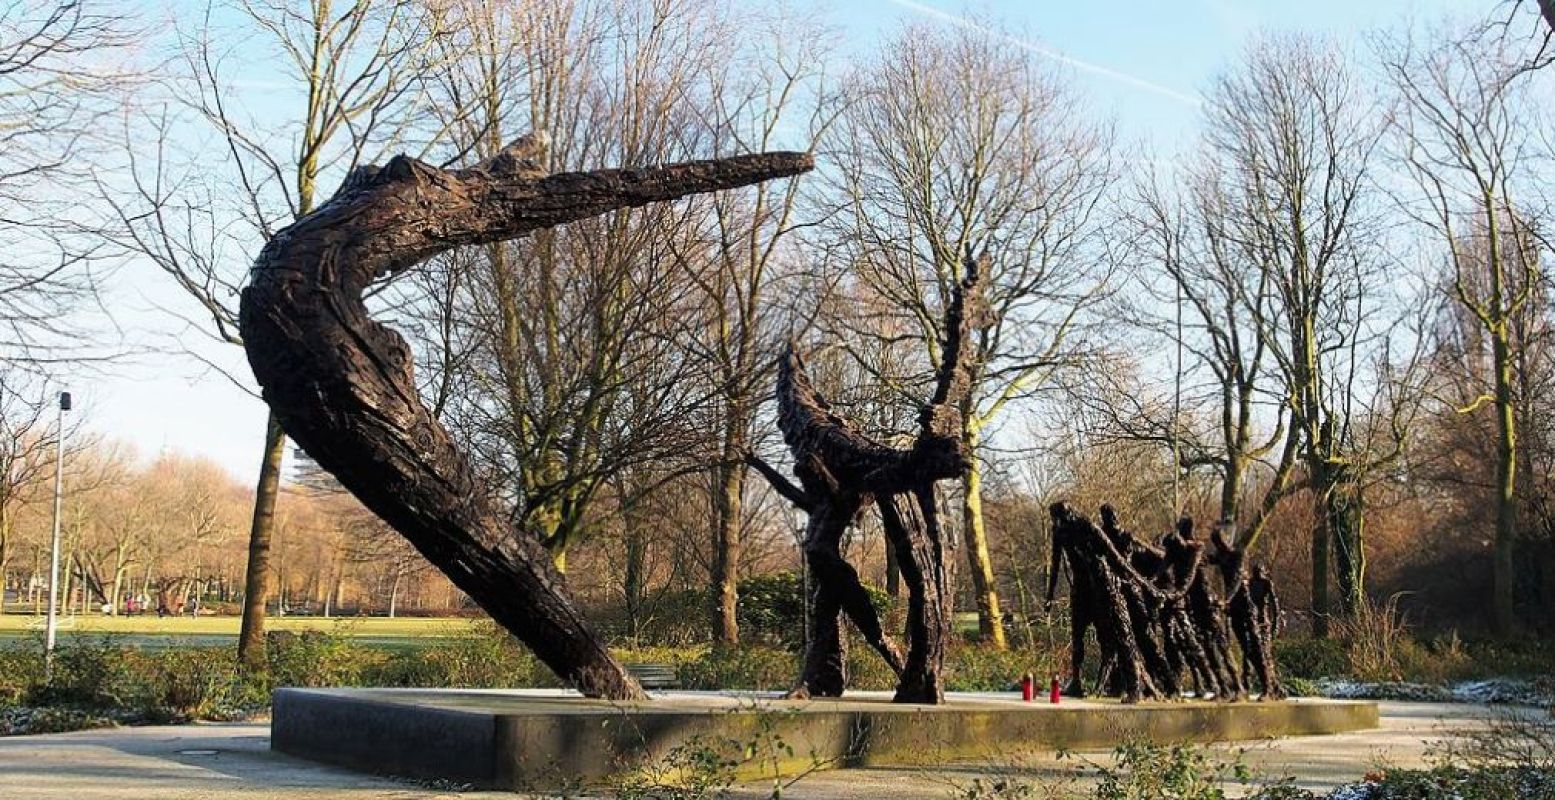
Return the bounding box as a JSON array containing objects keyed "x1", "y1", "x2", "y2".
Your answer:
[{"x1": 1047, "y1": 504, "x2": 1284, "y2": 702}]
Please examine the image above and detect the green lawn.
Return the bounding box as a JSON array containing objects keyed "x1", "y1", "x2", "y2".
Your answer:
[{"x1": 0, "y1": 613, "x2": 482, "y2": 638}]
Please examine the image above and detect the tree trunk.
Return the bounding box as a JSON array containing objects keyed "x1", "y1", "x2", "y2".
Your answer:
[
  {"x1": 1309, "y1": 459, "x2": 1332, "y2": 638},
  {"x1": 0, "y1": 510, "x2": 9, "y2": 616},
  {"x1": 1327, "y1": 480, "x2": 1366, "y2": 618},
  {"x1": 388, "y1": 568, "x2": 402, "y2": 618},
  {"x1": 960, "y1": 436, "x2": 1006, "y2": 649},
  {"x1": 109, "y1": 566, "x2": 124, "y2": 617},
  {"x1": 711, "y1": 451, "x2": 744, "y2": 644},
  {"x1": 885, "y1": 541, "x2": 900, "y2": 598},
  {"x1": 1310, "y1": 525, "x2": 1330, "y2": 637},
  {"x1": 1492, "y1": 329, "x2": 1519, "y2": 635},
  {"x1": 238, "y1": 412, "x2": 285, "y2": 668},
  {"x1": 59, "y1": 532, "x2": 73, "y2": 615},
  {"x1": 31, "y1": 546, "x2": 42, "y2": 612},
  {"x1": 239, "y1": 142, "x2": 810, "y2": 700},
  {"x1": 622, "y1": 526, "x2": 646, "y2": 641}
]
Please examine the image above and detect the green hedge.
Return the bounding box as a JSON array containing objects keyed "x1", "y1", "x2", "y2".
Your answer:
[
  {"x1": 676, "y1": 641, "x2": 1056, "y2": 693},
  {"x1": 1274, "y1": 637, "x2": 1350, "y2": 680},
  {"x1": 597, "y1": 572, "x2": 895, "y2": 649}
]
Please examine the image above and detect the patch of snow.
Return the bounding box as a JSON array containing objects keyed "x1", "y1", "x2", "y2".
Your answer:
[
  {"x1": 1324, "y1": 783, "x2": 1377, "y2": 800},
  {"x1": 1312, "y1": 677, "x2": 1554, "y2": 706}
]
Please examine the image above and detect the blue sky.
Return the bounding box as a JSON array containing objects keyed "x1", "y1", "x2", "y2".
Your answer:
[{"x1": 89, "y1": 0, "x2": 1486, "y2": 486}]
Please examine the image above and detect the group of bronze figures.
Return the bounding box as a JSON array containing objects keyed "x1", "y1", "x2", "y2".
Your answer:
[{"x1": 1047, "y1": 503, "x2": 1284, "y2": 702}]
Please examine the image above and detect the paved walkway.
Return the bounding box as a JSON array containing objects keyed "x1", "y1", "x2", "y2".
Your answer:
[
  {"x1": 728, "y1": 702, "x2": 1509, "y2": 798},
  {"x1": 0, "y1": 702, "x2": 1521, "y2": 799}
]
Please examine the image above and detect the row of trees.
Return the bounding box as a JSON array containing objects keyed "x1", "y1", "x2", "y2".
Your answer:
[
  {"x1": 1, "y1": 0, "x2": 1552, "y2": 659},
  {"x1": 0, "y1": 429, "x2": 453, "y2": 618}
]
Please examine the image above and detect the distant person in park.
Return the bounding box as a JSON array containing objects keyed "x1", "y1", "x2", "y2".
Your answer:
[{"x1": 157, "y1": 600, "x2": 169, "y2": 617}]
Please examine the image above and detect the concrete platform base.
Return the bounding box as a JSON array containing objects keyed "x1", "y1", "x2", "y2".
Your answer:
[{"x1": 271, "y1": 688, "x2": 1379, "y2": 791}]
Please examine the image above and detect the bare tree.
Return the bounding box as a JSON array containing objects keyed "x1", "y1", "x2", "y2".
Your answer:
[
  {"x1": 679, "y1": 6, "x2": 836, "y2": 643},
  {"x1": 0, "y1": 1, "x2": 132, "y2": 364},
  {"x1": 74, "y1": 448, "x2": 149, "y2": 612},
  {"x1": 1382, "y1": 23, "x2": 1548, "y2": 633},
  {"x1": 1087, "y1": 166, "x2": 1302, "y2": 549},
  {"x1": 819, "y1": 19, "x2": 1115, "y2": 648},
  {"x1": 1191, "y1": 34, "x2": 1391, "y2": 631},
  {"x1": 0, "y1": 377, "x2": 66, "y2": 612}
]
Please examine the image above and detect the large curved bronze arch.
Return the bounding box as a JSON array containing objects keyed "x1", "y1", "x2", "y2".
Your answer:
[{"x1": 240, "y1": 137, "x2": 811, "y2": 701}]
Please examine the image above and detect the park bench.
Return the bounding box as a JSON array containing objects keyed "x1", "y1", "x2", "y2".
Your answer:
[{"x1": 624, "y1": 662, "x2": 679, "y2": 690}]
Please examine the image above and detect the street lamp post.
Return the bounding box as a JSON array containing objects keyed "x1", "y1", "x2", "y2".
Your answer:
[{"x1": 44, "y1": 391, "x2": 71, "y2": 674}]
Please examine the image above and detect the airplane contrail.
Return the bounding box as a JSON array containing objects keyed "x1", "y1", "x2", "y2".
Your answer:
[{"x1": 884, "y1": 0, "x2": 1203, "y2": 107}]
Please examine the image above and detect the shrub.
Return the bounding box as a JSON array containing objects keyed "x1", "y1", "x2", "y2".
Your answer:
[
  {"x1": 614, "y1": 734, "x2": 742, "y2": 800},
  {"x1": 151, "y1": 647, "x2": 251, "y2": 718},
  {"x1": 673, "y1": 641, "x2": 1059, "y2": 694},
  {"x1": 1456, "y1": 639, "x2": 1555, "y2": 679},
  {"x1": 367, "y1": 621, "x2": 556, "y2": 688},
  {"x1": 0, "y1": 645, "x2": 44, "y2": 707},
  {"x1": 1334, "y1": 595, "x2": 1414, "y2": 682},
  {"x1": 39, "y1": 637, "x2": 152, "y2": 708},
  {"x1": 946, "y1": 646, "x2": 1057, "y2": 693},
  {"x1": 0, "y1": 706, "x2": 117, "y2": 735},
  {"x1": 845, "y1": 645, "x2": 899, "y2": 691},
  {"x1": 1091, "y1": 741, "x2": 1251, "y2": 800},
  {"x1": 597, "y1": 573, "x2": 895, "y2": 650},
  {"x1": 1281, "y1": 677, "x2": 1319, "y2": 698},
  {"x1": 265, "y1": 629, "x2": 382, "y2": 688},
  {"x1": 613, "y1": 645, "x2": 707, "y2": 671},
  {"x1": 597, "y1": 588, "x2": 709, "y2": 647},
  {"x1": 1245, "y1": 786, "x2": 1316, "y2": 800},
  {"x1": 1355, "y1": 766, "x2": 1555, "y2": 800},
  {"x1": 735, "y1": 572, "x2": 811, "y2": 648},
  {"x1": 679, "y1": 646, "x2": 795, "y2": 691},
  {"x1": 948, "y1": 777, "x2": 1045, "y2": 799},
  {"x1": 738, "y1": 572, "x2": 893, "y2": 650},
  {"x1": 1273, "y1": 637, "x2": 1349, "y2": 680},
  {"x1": 1391, "y1": 634, "x2": 1474, "y2": 685}
]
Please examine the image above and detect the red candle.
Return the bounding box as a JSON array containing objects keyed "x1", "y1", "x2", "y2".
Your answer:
[{"x1": 1021, "y1": 672, "x2": 1034, "y2": 702}]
